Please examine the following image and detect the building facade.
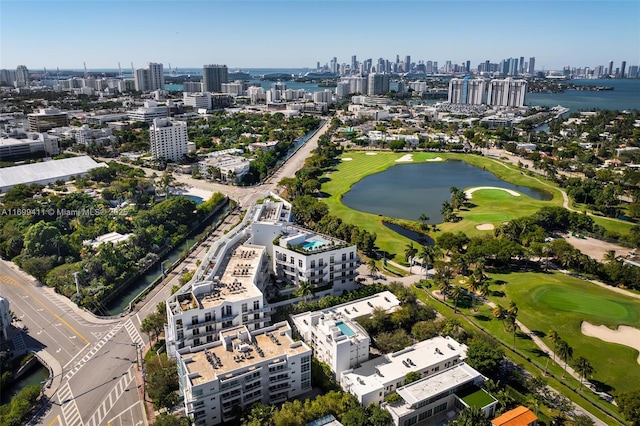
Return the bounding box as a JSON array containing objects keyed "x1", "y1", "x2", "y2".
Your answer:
[
  {"x1": 149, "y1": 118, "x2": 188, "y2": 162},
  {"x1": 27, "y1": 108, "x2": 69, "y2": 132},
  {"x1": 176, "y1": 322, "x2": 312, "y2": 425},
  {"x1": 203, "y1": 64, "x2": 228, "y2": 93},
  {"x1": 448, "y1": 78, "x2": 486, "y2": 105},
  {"x1": 486, "y1": 78, "x2": 527, "y2": 107}
]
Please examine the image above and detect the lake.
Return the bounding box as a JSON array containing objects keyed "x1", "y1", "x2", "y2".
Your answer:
[{"x1": 341, "y1": 160, "x2": 552, "y2": 223}]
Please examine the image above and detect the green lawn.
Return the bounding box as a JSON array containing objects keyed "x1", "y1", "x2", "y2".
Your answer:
[
  {"x1": 484, "y1": 270, "x2": 640, "y2": 394},
  {"x1": 321, "y1": 152, "x2": 562, "y2": 259}
]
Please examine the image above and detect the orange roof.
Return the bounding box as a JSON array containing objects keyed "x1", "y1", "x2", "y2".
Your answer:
[{"x1": 491, "y1": 406, "x2": 538, "y2": 426}]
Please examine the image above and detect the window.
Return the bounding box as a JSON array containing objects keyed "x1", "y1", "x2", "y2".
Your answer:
[
  {"x1": 205, "y1": 312, "x2": 212, "y2": 322},
  {"x1": 254, "y1": 300, "x2": 260, "y2": 310},
  {"x1": 254, "y1": 313, "x2": 260, "y2": 320},
  {"x1": 242, "y1": 303, "x2": 248, "y2": 313},
  {"x1": 207, "y1": 335, "x2": 213, "y2": 343},
  {"x1": 298, "y1": 259, "x2": 302, "y2": 267},
  {"x1": 193, "y1": 329, "x2": 199, "y2": 335},
  {"x1": 418, "y1": 410, "x2": 432, "y2": 421},
  {"x1": 350, "y1": 252, "x2": 354, "y2": 260},
  {"x1": 433, "y1": 402, "x2": 448, "y2": 414},
  {"x1": 192, "y1": 315, "x2": 199, "y2": 325},
  {"x1": 226, "y1": 306, "x2": 232, "y2": 316},
  {"x1": 311, "y1": 260, "x2": 315, "y2": 268},
  {"x1": 342, "y1": 253, "x2": 347, "y2": 261},
  {"x1": 194, "y1": 338, "x2": 201, "y2": 346}
]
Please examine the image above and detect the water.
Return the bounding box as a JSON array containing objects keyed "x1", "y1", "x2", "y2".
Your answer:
[
  {"x1": 342, "y1": 160, "x2": 552, "y2": 223},
  {"x1": 527, "y1": 79, "x2": 640, "y2": 113},
  {"x1": 0, "y1": 363, "x2": 49, "y2": 406}
]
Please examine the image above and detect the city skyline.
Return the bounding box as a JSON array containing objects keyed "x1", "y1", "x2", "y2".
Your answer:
[{"x1": 1, "y1": 1, "x2": 638, "y2": 71}]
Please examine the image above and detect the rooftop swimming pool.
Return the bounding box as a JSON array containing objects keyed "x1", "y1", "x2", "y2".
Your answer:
[
  {"x1": 336, "y1": 321, "x2": 356, "y2": 337},
  {"x1": 302, "y1": 240, "x2": 326, "y2": 250}
]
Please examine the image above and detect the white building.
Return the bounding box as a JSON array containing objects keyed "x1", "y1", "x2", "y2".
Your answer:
[
  {"x1": 340, "y1": 336, "x2": 468, "y2": 406},
  {"x1": 75, "y1": 125, "x2": 115, "y2": 146},
  {"x1": 128, "y1": 101, "x2": 169, "y2": 123},
  {"x1": 0, "y1": 131, "x2": 59, "y2": 159},
  {"x1": 448, "y1": 78, "x2": 486, "y2": 105},
  {"x1": 150, "y1": 118, "x2": 188, "y2": 162},
  {"x1": 221, "y1": 82, "x2": 245, "y2": 97},
  {"x1": 271, "y1": 225, "x2": 359, "y2": 292},
  {"x1": 335, "y1": 81, "x2": 351, "y2": 98},
  {"x1": 166, "y1": 244, "x2": 271, "y2": 354},
  {"x1": 247, "y1": 86, "x2": 266, "y2": 104},
  {"x1": 184, "y1": 92, "x2": 212, "y2": 110},
  {"x1": 135, "y1": 62, "x2": 165, "y2": 92},
  {"x1": 0, "y1": 156, "x2": 107, "y2": 192},
  {"x1": 487, "y1": 78, "x2": 527, "y2": 107},
  {"x1": 82, "y1": 232, "x2": 133, "y2": 249},
  {"x1": 313, "y1": 90, "x2": 333, "y2": 104},
  {"x1": 183, "y1": 81, "x2": 203, "y2": 93},
  {"x1": 292, "y1": 291, "x2": 400, "y2": 379},
  {"x1": 382, "y1": 363, "x2": 497, "y2": 426},
  {"x1": 199, "y1": 155, "x2": 251, "y2": 182},
  {"x1": 176, "y1": 322, "x2": 311, "y2": 426},
  {"x1": 368, "y1": 73, "x2": 390, "y2": 96}
]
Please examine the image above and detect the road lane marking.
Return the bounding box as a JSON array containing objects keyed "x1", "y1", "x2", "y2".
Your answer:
[
  {"x1": 0, "y1": 275, "x2": 89, "y2": 344},
  {"x1": 86, "y1": 367, "x2": 135, "y2": 426},
  {"x1": 48, "y1": 415, "x2": 62, "y2": 426},
  {"x1": 64, "y1": 323, "x2": 123, "y2": 380},
  {"x1": 58, "y1": 382, "x2": 83, "y2": 426}
]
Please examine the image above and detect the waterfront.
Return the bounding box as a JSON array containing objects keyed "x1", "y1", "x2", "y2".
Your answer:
[
  {"x1": 527, "y1": 79, "x2": 640, "y2": 113},
  {"x1": 342, "y1": 160, "x2": 552, "y2": 223}
]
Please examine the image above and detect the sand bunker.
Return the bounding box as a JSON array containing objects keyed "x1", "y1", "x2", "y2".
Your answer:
[
  {"x1": 475, "y1": 223, "x2": 495, "y2": 230},
  {"x1": 581, "y1": 322, "x2": 640, "y2": 364},
  {"x1": 395, "y1": 154, "x2": 413, "y2": 162},
  {"x1": 366, "y1": 152, "x2": 377, "y2": 155},
  {"x1": 342, "y1": 158, "x2": 353, "y2": 161},
  {"x1": 426, "y1": 157, "x2": 443, "y2": 162},
  {"x1": 465, "y1": 186, "x2": 521, "y2": 199}
]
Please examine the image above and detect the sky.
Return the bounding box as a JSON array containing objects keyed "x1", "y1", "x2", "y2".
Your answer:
[{"x1": 1, "y1": 0, "x2": 639, "y2": 71}]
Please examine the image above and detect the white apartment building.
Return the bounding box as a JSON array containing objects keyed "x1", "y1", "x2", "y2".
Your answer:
[
  {"x1": 176, "y1": 322, "x2": 312, "y2": 426},
  {"x1": 198, "y1": 155, "x2": 250, "y2": 182},
  {"x1": 382, "y1": 363, "x2": 497, "y2": 426},
  {"x1": 335, "y1": 81, "x2": 351, "y2": 97},
  {"x1": 184, "y1": 92, "x2": 212, "y2": 110},
  {"x1": 221, "y1": 82, "x2": 244, "y2": 97},
  {"x1": 313, "y1": 90, "x2": 333, "y2": 104},
  {"x1": 247, "y1": 86, "x2": 266, "y2": 104},
  {"x1": 150, "y1": 118, "x2": 188, "y2": 162},
  {"x1": 166, "y1": 244, "x2": 270, "y2": 355},
  {"x1": 75, "y1": 125, "x2": 115, "y2": 145},
  {"x1": 128, "y1": 101, "x2": 169, "y2": 123},
  {"x1": 487, "y1": 78, "x2": 527, "y2": 107},
  {"x1": 292, "y1": 291, "x2": 400, "y2": 380},
  {"x1": 183, "y1": 81, "x2": 204, "y2": 93},
  {"x1": 272, "y1": 225, "x2": 359, "y2": 292},
  {"x1": 0, "y1": 131, "x2": 59, "y2": 159},
  {"x1": 340, "y1": 336, "x2": 468, "y2": 406},
  {"x1": 448, "y1": 78, "x2": 486, "y2": 105}
]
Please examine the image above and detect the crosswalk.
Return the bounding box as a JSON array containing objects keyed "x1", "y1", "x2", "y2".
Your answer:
[
  {"x1": 124, "y1": 319, "x2": 145, "y2": 348},
  {"x1": 64, "y1": 323, "x2": 123, "y2": 381},
  {"x1": 85, "y1": 367, "x2": 136, "y2": 426},
  {"x1": 58, "y1": 382, "x2": 82, "y2": 426}
]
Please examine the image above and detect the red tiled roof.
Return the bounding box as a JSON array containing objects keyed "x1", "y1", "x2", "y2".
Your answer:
[{"x1": 491, "y1": 406, "x2": 538, "y2": 426}]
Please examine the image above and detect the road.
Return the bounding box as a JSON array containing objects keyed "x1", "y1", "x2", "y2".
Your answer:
[{"x1": 2, "y1": 119, "x2": 331, "y2": 425}]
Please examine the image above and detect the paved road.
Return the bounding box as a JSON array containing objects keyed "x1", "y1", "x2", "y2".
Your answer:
[{"x1": 2, "y1": 120, "x2": 332, "y2": 425}]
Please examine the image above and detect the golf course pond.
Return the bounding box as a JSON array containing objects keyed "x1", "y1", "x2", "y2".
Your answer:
[{"x1": 341, "y1": 160, "x2": 552, "y2": 223}]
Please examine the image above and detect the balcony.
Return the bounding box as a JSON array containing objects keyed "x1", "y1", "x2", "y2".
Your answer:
[{"x1": 186, "y1": 318, "x2": 217, "y2": 330}]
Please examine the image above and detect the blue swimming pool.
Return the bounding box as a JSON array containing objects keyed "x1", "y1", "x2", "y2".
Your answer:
[
  {"x1": 302, "y1": 240, "x2": 325, "y2": 250},
  {"x1": 336, "y1": 321, "x2": 355, "y2": 337}
]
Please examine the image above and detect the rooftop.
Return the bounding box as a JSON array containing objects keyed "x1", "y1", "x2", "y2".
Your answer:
[
  {"x1": 491, "y1": 406, "x2": 538, "y2": 426},
  {"x1": 277, "y1": 225, "x2": 350, "y2": 255},
  {"x1": 319, "y1": 291, "x2": 400, "y2": 321},
  {"x1": 396, "y1": 363, "x2": 483, "y2": 409},
  {"x1": 183, "y1": 322, "x2": 310, "y2": 387},
  {"x1": 342, "y1": 336, "x2": 467, "y2": 395},
  {"x1": 456, "y1": 385, "x2": 497, "y2": 408},
  {"x1": 0, "y1": 156, "x2": 107, "y2": 191}
]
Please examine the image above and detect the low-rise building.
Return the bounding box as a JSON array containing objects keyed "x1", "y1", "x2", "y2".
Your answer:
[
  {"x1": 176, "y1": 322, "x2": 312, "y2": 426},
  {"x1": 0, "y1": 131, "x2": 59, "y2": 159},
  {"x1": 198, "y1": 155, "x2": 251, "y2": 182},
  {"x1": 383, "y1": 363, "x2": 497, "y2": 426},
  {"x1": 82, "y1": 232, "x2": 133, "y2": 249},
  {"x1": 340, "y1": 336, "x2": 467, "y2": 406},
  {"x1": 128, "y1": 101, "x2": 168, "y2": 123},
  {"x1": 27, "y1": 108, "x2": 69, "y2": 132},
  {"x1": 292, "y1": 291, "x2": 400, "y2": 380}
]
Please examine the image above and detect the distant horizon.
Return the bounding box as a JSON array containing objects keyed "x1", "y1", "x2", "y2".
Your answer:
[{"x1": 1, "y1": 1, "x2": 638, "y2": 71}]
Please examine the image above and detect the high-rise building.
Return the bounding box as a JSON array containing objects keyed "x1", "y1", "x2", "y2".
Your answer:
[
  {"x1": 608, "y1": 61, "x2": 614, "y2": 76},
  {"x1": 15, "y1": 65, "x2": 29, "y2": 87},
  {"x1": 367, "y1": 73, "x2": 389, "y2": 96},
  {"x1": 620, "y1": 61, "x2": 627, "y2": 79},
  {"x1": 149, "y1": 118, "x2": 188, "y2": 162},
  {"x1": 519, "y1": 56, "x2": 525, "y2": 74},
  {"x1": 203, "y1": 64, "x2": 228, "y2": 93},
  {"x1": 628, "y1": 65, "x2": 639, "y2": 79},
  {"x1": 148, "y1": 62, "x2": 164, "y2": 91},
  {"x1": 405, "y1": 55, "x2": 411, "y2": 72},
  {"x1": 448, "y1": 78, "x2": 486, "y2": 105},
  {"x1": 528, "y1": 57, "x2": 535, "y2": 74},
  {"x1": 487, "y1": 78, "x2": 527, "y2": 107},
  {"x1": 351, "y1": 55, "x2": 357, "y2": 72}
]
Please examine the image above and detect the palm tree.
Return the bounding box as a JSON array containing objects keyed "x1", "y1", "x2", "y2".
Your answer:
[
  {"x1": 478, "y1": 282, "x2": 490, "y2": 301},
  {"x1": 549, "y1": 330, "x2": 561, "y2": 364},
  {"x1": 295, "y1": 280, "x2": 313, "y2": 303},
  {"x1": 507, "y1": 301, "x2": 518, "y2": 317},
  {"x1": 505, "y1": 314, "x2": 518, "y2": 349},
  {"x1": 367, "y1": 258, "x2": 379, "y2": 283},
  {"x1": 419, "y1": 245, "x2": 441, "y2": 280},
  {"x1": 466, "y1": 276, "x2": 480, "y2": 310},
  {"x1": 573, "y1": 356, "x2": 595, "y2": 390},
  {"x1": 603, "y1": 249, "x2": 617, "y2": 263},
  {"x1": 404, "y1": 242, "x2": 418, "y2": 273},
  {"x1": 452, "y1": 406, "x2": 489, "y2": 426},
  {"x1": 492, "y1": 304, "x2": 506, "y2": 321},
  {"x1": 557, "y1": 340, "x2": 574, "y2": 378},
  {"x1": 450, "y1": 286, "x2": 464, "y2": 313},
  {"x1": 438, "y1": 280, "x2": 451, "y2": 299},
  {"x1": 418, "y1": 213, "x2": 430, "y2": 230}
]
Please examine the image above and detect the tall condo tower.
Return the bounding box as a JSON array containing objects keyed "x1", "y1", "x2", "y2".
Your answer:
[{"x1": 203, "y1": 64, "x2": 228, "y2": 93}]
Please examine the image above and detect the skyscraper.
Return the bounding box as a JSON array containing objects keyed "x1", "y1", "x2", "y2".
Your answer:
[
  {"x1": 150, "y1": 118, "x2": 188, "y2": 162},
  {"x1": 608, "y1": 61, "x2": 614, "y2": 76},
  {"x1": 351, "y1": 55, "x2": 357, "y2": 72},
  {"x1": 15, "y1": 65, "x2": 29, "y2": 87},
  {"x1": 620, "y1": 61, "x2": 627, "y2": 79},
  {"x1": 487, "y1": 78, "x2": 527, "y2": 107},
  {"x1": 528, "y1": 57, "x2": 535, "y2": 74},
  {"x1": 448, "y1": 77, "x2": 486, "y2": 105},
  {"x1": 148, "y1": 63, "x2": 164, "y2": 91},
  {"x1": 203, "y1": 64, "x2": 228, "y2": 93},
  {"x1": 405, "y1": 55, "x2": 411, "y2": 72},
  {"x1": 134, "y1": 68, "x2": 150, "y2": 91},
  {"x1": 367, "y1": 73, "x2": 389, "y2": 95},
  {"x1": 519, "y1": 56, "x2": 525, "y2": 74}
]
